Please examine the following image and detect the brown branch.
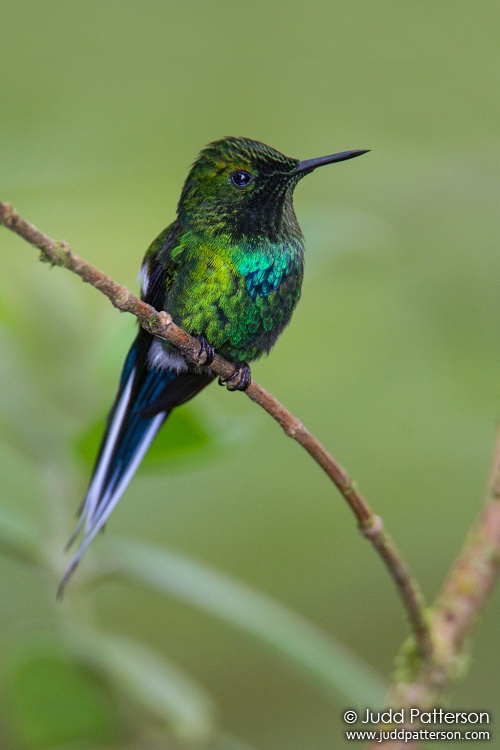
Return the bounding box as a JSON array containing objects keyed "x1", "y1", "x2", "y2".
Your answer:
[
  {"x1": 432, "y1": 428, "x2": 500, "y2": 655},
  {"x1": 0, "y1": 200, "x2": 431, "y2": 661},
  {"x1": 368, "y1": 428, "x2": 500, "y2": 749}
]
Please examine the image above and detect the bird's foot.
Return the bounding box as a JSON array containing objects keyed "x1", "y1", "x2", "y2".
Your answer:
[
  {"x1": 218, "y1": 361, "x2": 251, "y2": 391},
  {"x1": 187, "y1": 335, "x2": 215, "y2": 367}
]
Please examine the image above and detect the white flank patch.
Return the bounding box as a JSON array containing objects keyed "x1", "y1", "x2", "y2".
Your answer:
[{"x1": 147, "y1": 338, "x2": 188, "y2": 373}]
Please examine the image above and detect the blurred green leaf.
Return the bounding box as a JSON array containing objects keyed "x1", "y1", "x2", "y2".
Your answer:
[
  {"x1": 4, "y1": 643, "x2": 119, "y2": 749},
  {"x1": 143, "y1": 408, "x2": 213, "y2": 469},
  {"x1": 103, "y1": 540, "x2": 386, "y2": 708},
  {"x1": 69, "y1": 629, "x2": 216, "y2": 745},
  {"x1": 0, "y1": 509, "x2": 44, "y2": 568}
]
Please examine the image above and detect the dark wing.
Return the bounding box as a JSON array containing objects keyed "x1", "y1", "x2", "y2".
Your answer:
[{"x1": 138, "y1": 219, "x2": 184, "y2": 310}]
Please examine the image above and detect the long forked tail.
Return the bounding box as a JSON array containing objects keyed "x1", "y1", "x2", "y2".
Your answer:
[{"x1": 59, "y1": 334, "x2": 213, "y2": 594}]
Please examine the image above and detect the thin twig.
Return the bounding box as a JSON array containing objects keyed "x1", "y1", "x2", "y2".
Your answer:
[
  {"x1": 432, "y1": 428, "x2": 500, "y2": 654},
  {"x1": 0, "y1": 200, "x2": 431, "y2": 660},
  {"x1": 368, "y1": 428, "x2": 500, "y2": 749}
]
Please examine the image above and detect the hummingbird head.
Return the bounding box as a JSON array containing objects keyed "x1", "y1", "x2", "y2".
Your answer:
[{"x1": 177, "y1": 136, "x2": 368, "y2": 241}]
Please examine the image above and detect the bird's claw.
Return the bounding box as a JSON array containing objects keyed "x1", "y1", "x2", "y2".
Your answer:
[
  {"x1": 218, "y1": 362, "x2": 251, "y2": 391},
  {"x1": 187, "y1": 335, "x2": 215, "y2": 367}
]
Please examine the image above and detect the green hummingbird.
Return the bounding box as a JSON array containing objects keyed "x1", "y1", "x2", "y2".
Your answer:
[{"x1": 61, "y1": 137, "x2": 368, "y2": 589}]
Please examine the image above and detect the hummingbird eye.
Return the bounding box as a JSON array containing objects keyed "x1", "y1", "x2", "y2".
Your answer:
[{"x1": 230, "y1": 170, "x2": 254, "y2": 188}]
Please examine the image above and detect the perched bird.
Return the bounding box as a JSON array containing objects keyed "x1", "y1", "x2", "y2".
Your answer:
[{"x1": 60, "y1": 137, "x2": 368, "y2": 591}]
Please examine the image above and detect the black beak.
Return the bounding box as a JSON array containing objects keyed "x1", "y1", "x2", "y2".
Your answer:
[{"x1": 292, "y1": 149, "x2": 369, "y2": 175}]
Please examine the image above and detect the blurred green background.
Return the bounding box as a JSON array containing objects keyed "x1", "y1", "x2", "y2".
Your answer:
[{"x1": 1, "y1": 1, "x2": 499, "y2": 748}]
